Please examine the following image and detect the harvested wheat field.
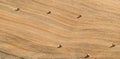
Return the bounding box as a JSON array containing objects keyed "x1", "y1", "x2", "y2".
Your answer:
[{"x1": 0, "y1": 0, "x2": 120, "y2": 59}]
